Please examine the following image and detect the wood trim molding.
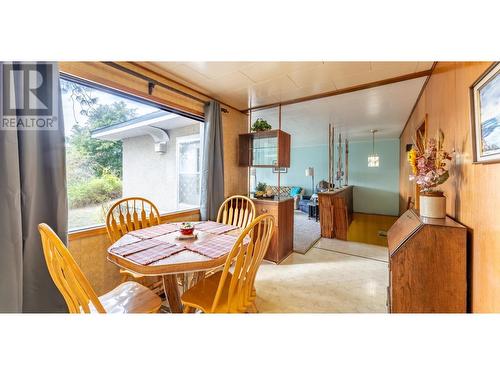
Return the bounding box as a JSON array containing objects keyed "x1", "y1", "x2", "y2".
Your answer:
[
  {"x1": 243, "y1": 69, "x2": 434, "y2": 113},
  {"x1": 59, "y1": 62, "x2": 205, "y2": 118},
  {"x1": 399, "y1": 62, "x2": 438, "y2": 138},
  {"x1": 68, "y1": 208, "x2": 200, "y2": 241}
]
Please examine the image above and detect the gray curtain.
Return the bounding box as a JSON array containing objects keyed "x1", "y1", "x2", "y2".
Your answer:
[
  {"x1": 0, "y1": 62, "x2": 68, "y2": 312},
  {"x1": 200, "y1": 101, "x2": 224, "y2": 221}
]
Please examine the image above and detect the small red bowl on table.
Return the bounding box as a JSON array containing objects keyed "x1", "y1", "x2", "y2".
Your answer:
[{"x1": 180, "y1": 223, "x2": 195, "y2": 236}]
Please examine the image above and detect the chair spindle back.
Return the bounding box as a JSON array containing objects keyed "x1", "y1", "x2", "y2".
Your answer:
[
  {"x1": 106, "y1": 197, "x2": 161, "y2": 243},
  {"x1": 211, "y1": 214, "x2": 275, "y2": 312},
  {"x1": 38, "y1": 223, "x2": 105, "y2": 313},
  {"x1": 216, "y1": 195, "x2": 256, "y2": 230}
]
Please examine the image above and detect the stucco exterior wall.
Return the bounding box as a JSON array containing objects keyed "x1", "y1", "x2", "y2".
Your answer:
[{"x1": 122, "y1": 123, "x2": 201, "y2": 213}]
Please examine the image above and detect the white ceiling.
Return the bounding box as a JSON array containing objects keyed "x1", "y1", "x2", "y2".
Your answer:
[
  {"x1": 252, "y1": 77, "x2": 427, "y2": 145},
  {"x1": 140, "y1": 61, "x2": 433, "y2": 110}
]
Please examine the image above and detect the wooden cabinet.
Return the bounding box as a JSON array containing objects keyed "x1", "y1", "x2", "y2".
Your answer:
[
  {"x1": 318, "y1": 186, "x2": 353, "y2": 241},
  {"x1": 252, "y1": 197, "x2": 294, "y2": 263},
  {"x1": 387, "y1": 209, "x2": 467, "y2": 313},
  {"x1": 239, "y1": 130, "x2": 291, "y2": 167}
]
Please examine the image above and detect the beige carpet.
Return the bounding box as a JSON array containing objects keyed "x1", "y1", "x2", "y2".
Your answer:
[
  {"x1": 255, "y1": 239, "x2": 389, "y2": 313},
  {"x1": 293, "y1": 210, "x2": 321, "y2": 254}
]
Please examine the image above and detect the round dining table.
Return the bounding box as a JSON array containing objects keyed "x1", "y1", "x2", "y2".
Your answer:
[{"x1": 106, "y1": 221, "x2": 242, "y2": 313}]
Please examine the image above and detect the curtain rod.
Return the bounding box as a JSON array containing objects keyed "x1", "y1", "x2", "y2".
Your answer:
[{"x1": 104, "y1": 62, "x2": 229, "y2": 113}]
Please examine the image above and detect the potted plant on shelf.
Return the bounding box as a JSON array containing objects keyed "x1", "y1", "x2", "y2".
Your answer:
[
  {"x1": 251, "y1": 118, "x2": 272, "y2": 132},
  {"x1": 254, "y1": 182, "x2": 274, "y2": 199},
  {"x1": 407, "y1": 129, "x2": 452, "y2": 218}
]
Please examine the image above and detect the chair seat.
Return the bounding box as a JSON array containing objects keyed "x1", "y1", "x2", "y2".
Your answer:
[
  {"x1": 181, "y1": 271, "x2": 230, "y2": 313},
  {"x1": 182, "y1": 272, "x2": 256, "y2": 313},
  {"x1": 98, "y1": 281, "x2": 162, "y2": 313}
]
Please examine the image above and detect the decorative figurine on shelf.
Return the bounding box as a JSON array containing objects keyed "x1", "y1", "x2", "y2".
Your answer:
[
  {"x1": 251, "y1": 118, "x2": 272, "y2": 132},
  {"x1": 317, "y1": 180, "x2": 333, "y2": 192},
  {"x1": 407, "y1": 128, "x2": 453, "y2": 218}
]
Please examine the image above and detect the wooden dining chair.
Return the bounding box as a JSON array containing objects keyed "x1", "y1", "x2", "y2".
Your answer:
[
  {"x1": 181, "y1": 214, "x2": 275, "y2": 313},
  {"x1": 106, "y1": 197, "x2": 161, "y2": 243},
  {"x1": 216, "y1": 195, "x2": 256, "y2": 230},
  {"x1": 106, "y1": 197, "x2": 162, "y2": 286},
  {"x1": 38, "y1": 223, "x2": 162, "y2": 313}
]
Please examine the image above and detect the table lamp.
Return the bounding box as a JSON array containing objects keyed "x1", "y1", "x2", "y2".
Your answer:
[{"x1": 305, "y1": 167, "x2": 315, "y2": 194}]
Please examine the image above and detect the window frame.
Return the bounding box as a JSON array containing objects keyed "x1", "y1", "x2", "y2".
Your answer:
[
  {"x1": 60, "y1": 72, "x2": 204, "y2": 123},
  {"x1": 60, "y1": 73, "x2": 205, "y2": 234},
  {"x1": 176, "y1": 133, "x2": 202, "y2": 210}
]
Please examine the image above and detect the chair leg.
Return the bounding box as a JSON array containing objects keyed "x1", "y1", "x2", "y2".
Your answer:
[
  {"x1": 248, "y1": 302, "x2": 258, "y2": 313},
  {"x1": 183, "y1": 305, "x2": 196, "y2": 313}
]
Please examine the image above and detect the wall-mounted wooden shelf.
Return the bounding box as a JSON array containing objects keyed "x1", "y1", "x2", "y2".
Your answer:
[{"x1": 238, "y1": 129, "x2": 291, "y2": 168}]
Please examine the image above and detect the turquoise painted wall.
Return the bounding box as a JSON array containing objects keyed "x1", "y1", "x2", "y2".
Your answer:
[
  {"x1": 255, "y1": 139, "x2": 400, "y2": 216},
  {"x1": 346, "y1": 139, "x2": 400, "y2": 216},
  {"x1": 255, "y1": 144, "x2": 329, "y2": 196}
]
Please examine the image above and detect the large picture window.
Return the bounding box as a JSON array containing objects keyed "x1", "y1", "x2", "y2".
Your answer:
[
  {"x1": 177, "y1": 135, "x2": 201, "y2": 208},
  {"x1": 60, "y1": 75, "x2": 203, "y2": 230}
]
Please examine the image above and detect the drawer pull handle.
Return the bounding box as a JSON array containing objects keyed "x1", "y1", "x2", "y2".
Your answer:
[{"x1": 261, "y1": 209, "x2": 268, "y2": 213}]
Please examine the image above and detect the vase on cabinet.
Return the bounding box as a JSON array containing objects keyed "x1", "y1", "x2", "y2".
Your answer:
[{"x1": 419, "y1": 191, "x2": 446, "y2": 218}]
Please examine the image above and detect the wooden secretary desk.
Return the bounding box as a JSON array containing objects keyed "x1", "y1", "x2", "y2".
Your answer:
[{"x1": 387, "y1": 209, "x2": 467, "y2": 313}]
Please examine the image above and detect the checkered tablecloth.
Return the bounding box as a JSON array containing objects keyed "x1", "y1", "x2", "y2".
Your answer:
[
  {"x1": 110, "y1": 238, "x2": 165, "y2": 257},
  {"x1": 130, "y1": 223, "x2": 179, "y2": 239},
  {"x1": 126, "y1": 243, "x2": 185, "y2": 265},
  {"x1": 194, "y1": 221, "x2": 240, "y2": 235},
  {"x1": 109, "y1": 234, "x2": 141, "y2": 250},
  {"x1": 184, "y1": 234, "x2": 249, "y2": 259},
  {"x1": 109, "y1": 221, "x2": 248, "y2": 266}
]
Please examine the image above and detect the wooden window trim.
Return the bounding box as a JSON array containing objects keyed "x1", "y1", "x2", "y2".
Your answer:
[
  {"x1": 68, "y1": 208, "x2": 200, "y2": 241},
  {"x1": 59, "y1": 62, "x2": 206, "y2": 118}
]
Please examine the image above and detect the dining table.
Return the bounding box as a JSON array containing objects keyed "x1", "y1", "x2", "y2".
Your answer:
[{"x1": 106, "y1": 221, "x2": 243, "y2": 313}]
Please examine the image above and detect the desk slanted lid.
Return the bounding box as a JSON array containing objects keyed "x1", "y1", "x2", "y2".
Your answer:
[
  {"x1": 387, "y1": 209, "x2": 423, "y2": 255},
  {"x1": 387, "y1": 209, "x2": 466, "y2": 256}
]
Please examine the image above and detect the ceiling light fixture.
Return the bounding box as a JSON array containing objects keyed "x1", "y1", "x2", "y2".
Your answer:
[{"x1": 368, "y1": 129, "x2": 380, "y2": 167}]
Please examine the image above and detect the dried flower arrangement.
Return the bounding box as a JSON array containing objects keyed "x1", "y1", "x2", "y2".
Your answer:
[{"x1": 407, "y1": 129, "x2": 453, "y2": 193}]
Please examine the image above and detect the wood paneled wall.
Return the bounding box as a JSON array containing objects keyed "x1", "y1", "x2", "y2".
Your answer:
[
  {"x1": 399, "y1": 62, "x2": 500, "y2": 312},
  {"x1": 221, "y1": 108, "x2": 249, "y2": 196}
]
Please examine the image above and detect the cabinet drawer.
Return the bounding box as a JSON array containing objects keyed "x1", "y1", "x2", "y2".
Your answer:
[{"x1": 254, "y1": 204, "x2": 279, "y2": 223}]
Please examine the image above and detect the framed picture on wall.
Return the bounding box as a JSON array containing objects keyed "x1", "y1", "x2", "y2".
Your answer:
[{"x1": 470, "y1": 62, "x2": 500, "y2": 163}]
